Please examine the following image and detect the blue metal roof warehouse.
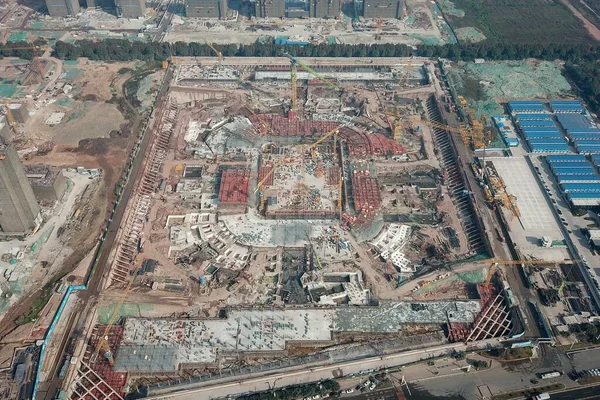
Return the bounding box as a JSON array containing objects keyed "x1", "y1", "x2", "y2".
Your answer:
[
  {"x1": 522, "y1": 127, "x2": 562, "y2": 134},
  {"x1": 567, "y1": 192, "x2": 600, "y2": 207},
  {"x1": 555, "y1": 176, "x2": 600, "y2": 183},
  {"x1": 550, "y1": 100, "x2": 585, "y2": 113},
  {"x1": 529, "y1": 142, "x2": 570, "y2": 153},
  {"x1": 569, "y1": 134, "x2": 600, "y2": 142},
  {"x1": 552, "y1": 166, "x2": 597, "y2": 176},
  {"x1": 556, "y1": 114, "x2": 595, "y2": 130},
  {"x1": 509, "y1": 101, "x2": 546, "y2": 113},
  {"x1": 524, "y1": 132, "x2": 563, "y2": 139},
  {"x1": 546, "y1": 155, "x2": 587, "y2": 162},
  {"x1": 561, "y1": 183, "x2": 600, "y2": 193},
  {"x1": 515, "y1": 113, "x2": 553, "y2": 121},
  {"x1": 518, "y1": 120, "x2": 557, "y2": 128}
]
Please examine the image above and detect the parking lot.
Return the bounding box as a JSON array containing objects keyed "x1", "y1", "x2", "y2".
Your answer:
[{"x1": 529, "y1": 155, "x2": 600, "y2": 308}]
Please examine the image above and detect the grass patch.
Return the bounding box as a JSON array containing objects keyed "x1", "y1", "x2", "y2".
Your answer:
[
  {"x1": 7, "y1": 32, "x2": 28, "y2": 43},
  {"x1": 15, "y1": 280, "x2": 57, "y2": 325},
  {"x1": 445, "y1": 0, "x2": 595, "y2": 45}
]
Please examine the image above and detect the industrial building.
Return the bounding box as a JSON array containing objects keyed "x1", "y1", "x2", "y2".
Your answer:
[
  {"x1": 0, "y1": 138, "x2": 41, "y2": 233},
  {"x1": 85, "y1": 0, "x2": 117, "y2": 8},
  {"x1": 24, "y1": 165, "x2": 68, "y2": 203},
  {"x1": 185, "y1": 0, "x2": 227, "y2": 18},
  {"x1": 362, "y1": 0, "x2": 403, "y2": 19},
  {"x1": 45, "y1": 0, "x2": 80, "y2": 16},
  {"x1": 113, "y1": 301, "x2": 483, "y2": 372},
  {"x1": 117, "y1": 0, "x2": 146, "y2": 17}
]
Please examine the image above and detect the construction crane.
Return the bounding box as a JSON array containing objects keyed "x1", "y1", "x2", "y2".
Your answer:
[
  {"x1": 246, "y1": 106, "x2": 271, "y2": 135},
  {"x1": 398, "y1": 58, "x2": 413, "y2": 87},
  {"x1": 254, "y1": 126, "x2": 342, "y2": 194},
  {"x1": 282, "y1": 52, "x2": 341, "y2": 93},
  {"x1": 0, "y1": 44, "x2": 45, "y2": 79},
  {"x1": 306, "y1": 233, "x2": 324, "y2": 270},
  {"x1": 2, "y1": 101, "x2": 17, "y2": 135},
  {"x1": 484, "y1": 259, "x2": 580, "y2": 286},
  {"x1": 205, "y1": 41, "x2": 223, "y2": 63},
  {"x1": 94, "y1": 270, "x2": 140, "y2": 366}
]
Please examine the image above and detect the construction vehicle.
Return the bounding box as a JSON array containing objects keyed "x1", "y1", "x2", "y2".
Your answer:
[
  {"x1": 205, "y1": 41, "x2": 223, "y2": 63},
  {"x1": 306, "y1": 233, "x2": 324, "y2": 270},
  {"x1": 2, "y1": 101, "x2": 18, "y2": 135},
  {"x1": 162, "y1": 60, "x2": 169, "y2": 70},
  {"x1": 484, "y1": 259, "x2": 579, "y2": 287}
]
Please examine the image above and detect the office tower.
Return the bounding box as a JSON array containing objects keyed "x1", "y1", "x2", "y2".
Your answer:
[
  {"x1": 363, "y1": 0, "x2": 402, "y2": 18},
  {"x1": 0, "y1": 138, "x2": 41, "y2": 233},
  {"x1": 45, "y1": 0, "x2": 80, "y2": 17},
  {"x1": 255, "y1": 0, "x2": 285, "y2": 18},
  {"x1": 186, "y1": 0, "x2": 227, "y2": 18},
  {"x1": 117, "y1": 0, "x2": 146, "y2": 17},
  {"x1": 309, "y1": 0, "x2": 340, "y2": 18}
]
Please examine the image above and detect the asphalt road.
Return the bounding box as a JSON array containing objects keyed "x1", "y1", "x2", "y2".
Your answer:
[
  {"x1": 346, "y1": 387, "x2": 397, "y2": 400},
  {"x1": 551, "y1": 384, "x2": 600, "y2": 400}
]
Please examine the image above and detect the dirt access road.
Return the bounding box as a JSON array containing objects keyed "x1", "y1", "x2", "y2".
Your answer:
[
  {"x1": 0, "y1": 68, "x2": 155, "y2": 343},
  {"x1": 561, "y1": 0, "x2": 600, "y2": 41}
]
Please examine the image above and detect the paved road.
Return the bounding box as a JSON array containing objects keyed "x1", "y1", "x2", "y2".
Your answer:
[
  {"x1": 551, "y1": 384, "x2": 600, "y2": 400},
  {"x1": 147, "y1": 340, "x2": 501, "y2": 399},
  {"x1": 346, "y1": 387, "x2": 397, "y2": 400}
]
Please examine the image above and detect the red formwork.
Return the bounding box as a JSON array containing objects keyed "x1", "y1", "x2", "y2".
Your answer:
[
  {"x1": 248, "y1": 114, "x2": 340, "y2": 136},
  {"x1": 351, "y1": 172, "x2": 381, "y2": 211},
  {"x1": 258, "y1": 162, "x2": 274, "y2": 186},
  {"x1": 75, "y1": 325, "x2": 127, "y2": 400},
  {"x1": 476, "y1": 283, "x2": 498, "y2": 307},
  {"x1": 218, "y1": 170, "x2": 250, "y2": 204},
  {"x1": 327, "y1": 166, "x2": 340, "y2": 186},
  {"x1": 447, "y1": 322, "x2": 470, "y2": 342},
  {"x1": 338, "y1": 128, "x2": 406, "y2": 157}
]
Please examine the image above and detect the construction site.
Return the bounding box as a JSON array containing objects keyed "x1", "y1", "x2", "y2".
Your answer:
[
  {"x1": 32, "y1": 55, "x2": 527, "y2": 399},
  {"x1": 5, "y1": 50, "x2": 598, "y2": 400}
]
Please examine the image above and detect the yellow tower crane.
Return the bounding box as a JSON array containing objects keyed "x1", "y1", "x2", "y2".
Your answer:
[
  {"x1": 94, "y1": 269, "x2": 141, "y2": 366},
  {"x1": 254, "y1": 126, "x2": 341, "y2": 197},
  {"x1": 282, "y1": 52, "x2": 342, "y2": 109},
  {"x1": 3, "y1": 101, "x2": 18, "y2": 135},
  {"x1": 205, "y1": 41, "x2": 223, "y2": 63}
]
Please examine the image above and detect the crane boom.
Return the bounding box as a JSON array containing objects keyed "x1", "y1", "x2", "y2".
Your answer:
[
  {"x1": 205, "y1": 41, "x2": 223, "y2": 62},
  {"x1": 254, "y1": 126, "x2": 341, "y2": 193},
  {"x1": 3, "y1": 102, "x2": 17, "y2": 135},
  {"x1": 282, "y1": 53, "x2": 341, "y2": 92}
]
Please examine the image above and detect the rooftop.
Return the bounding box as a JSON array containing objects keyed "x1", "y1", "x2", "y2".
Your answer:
[{"x1": 114, "y1": 301, "x2": 481, "y2": 372}]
